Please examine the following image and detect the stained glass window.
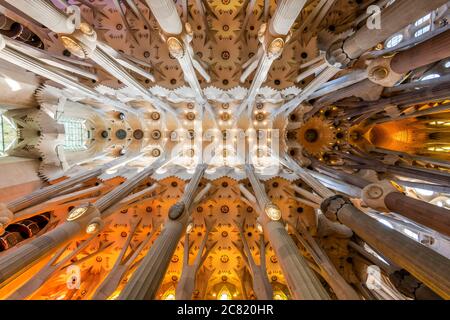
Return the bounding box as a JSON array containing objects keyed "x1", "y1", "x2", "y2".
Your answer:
[
  {"x1": 414, "y1": 25, "x2": 431, "y2": 38},
  {"x1": 0, "y1": 113, "x2": 16, "y2": 156},
  {"x1": 58, "y1": 117, "x2": 89, "y2": 151},
  {"x1": 386, "y1": 34, "x2": 403, "y2": 48}
]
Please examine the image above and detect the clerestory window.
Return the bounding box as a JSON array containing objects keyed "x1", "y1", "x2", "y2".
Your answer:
[{"x1": 58, "y1": 117, "x2": 89, "y2": 151}]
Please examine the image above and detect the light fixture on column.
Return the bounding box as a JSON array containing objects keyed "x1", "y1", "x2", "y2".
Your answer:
[
  {"x1": 264, "y1": 203, "x2": 282, "y2": 221},
  {"x1": 67, "y1": 206, "x2": 89, "y2": 221}
]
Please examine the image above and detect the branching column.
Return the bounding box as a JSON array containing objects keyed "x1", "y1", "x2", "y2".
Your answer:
[
  {"x1": 175, "y1": 218, "x2": 215, "y2": 300},
  {"x1": 0, "y1": 164, "x2": 158, "y2": 286},
  {"x1": 119, "y1": 164, "x2": 207, "y2": 300},
  {"x1": 244, "y1": 164, "x2": 330, "y2": 300},
  {"x1": 234, "y1": 217, "x2": 273, "y2": 300},
  {"x1": 236, "y1": 0, "x2": 307, "y2": 119},
  {"x1": 321, "y1": 195, "x2": 450, "y2": 299}
]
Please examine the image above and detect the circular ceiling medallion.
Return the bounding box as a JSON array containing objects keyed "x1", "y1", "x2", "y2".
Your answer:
[
  {"x1": 151, "y1": 112, "x2": 160, "y2": 120},
  {"x1": 151, "y1": 130, "x2": 161, "y2": 140},
  {"x1": 115, "y1": 129, "x2": 127, "y2": 140},
  {"x1": 151, "y1": 148, "x2": 161, "y2": 157},
  {"x1": 133, "y1": 129, "x2": 144, "y2": 140},
  {"x1": 186, "y1": 112, "x2": 196, "y2": 121}
]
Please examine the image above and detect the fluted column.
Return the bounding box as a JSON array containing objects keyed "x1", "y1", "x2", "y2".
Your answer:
[
  {"x1": 175, "y1": 220, "x2": 214, "y2": 300},
  {"x1": 244, "y1": 164, "x2": 330, "y2": 300},
  {"x1": 237, "y1": 0, "x2": 306, "y2": 120},
  {"x1": 88, "y1": 47, "x2": 176, "y2": 117},
  {"x1": 321, "y1": 196, "x2": 450, "y2": 299},
  {"x1": 0, "y1": 35, "x2": 102, "y2": 100},
  {"x1": 119, "y1": 164, "x2": 207, "y2": 300},
  {"x1": 144, "y1": 0, "x2": 183, "y2": 36},
  {"x1": 4, "y1": 0, "x2": 76, "y2": 34},
  {"x1": 6, "y1": 168, "x2": 102, "y2": 213},
  {"x1": 269, "y1": 0, "x2": 307, "y2": 36},
  {"x1": 0, "y1": 164, "x2": 158, "y2": 286},
  {"x1": 235, "y1": 218, "x2": 273, "y2": 300}
]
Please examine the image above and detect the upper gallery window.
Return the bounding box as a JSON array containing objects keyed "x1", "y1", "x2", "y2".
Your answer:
[
  {"x1": 58, "y1": 117, "x2": 89, "y2": 151},
  {"x1": 414, "y1": 13, "x2": 431, "y2": 27},
  {"x1": 0, "y1": 112, "x2": 16, "y2": 156},
  {"x1": 386, "y1": 34, "x2": 403, "y2": 48},
  {"x1": 414, "y1": 25, "x2": 431, "y2": 38},
  {"x1": 421, "y1": 73, "x2": 440, "y2": 81}
]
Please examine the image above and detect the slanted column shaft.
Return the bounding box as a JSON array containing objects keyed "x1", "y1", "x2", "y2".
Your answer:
[
  {"x1": 269, "y1": 0, "x2": 307, "y2": 36},
  {"x1": 4, "y1": 0, "x2": 76, "y2": 34},
  {"x1": 362, "y1": 181, "x2": 450, "y2": 237},
  {"x1": 384, "y1": 192, "x2": 450, "y2": 237},
  {"x1": 7, "y1": 168, "x2": 102, "y2": 213},
  {"x1": 321, "y1": 196, "x2": 450, "y2": 299},
  {"x1": 145, "y1": 0, "x2": 183, "y2": 35},
  {"x1": 119, "y1": 220, "x2": 184, "y2": 300},
  {"x1": 263, "y1": 220, "x2": 330, "y2": 300},
  {"x1": 245, "y1": 165, "x2": 330, "y2": 300},
  {"x1": 119, "y1": 164, "x2": 207, "y2": 300},
  {"x1": 0, "y1": 38, "x2": 100, "y2": 99},
  {"x1": 90, "y1": 48, "x2": 153, "y2": 103},
  {"x1": 391, "y1": 29, "x2": 450, "y2": 74},
  {"x1": 0, "y1": 165, "x2": 157, "y2": 286},
  {"x1": 343, "y1": 0, "x2": 448, "y2": 59}
]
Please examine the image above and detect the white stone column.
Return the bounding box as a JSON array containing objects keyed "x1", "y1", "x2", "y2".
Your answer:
[
  {"x1": 245, "y1": 164, "x2": 330, "y2": 300},
  {"x1": 0, "y1": 164, "x2": 158, "y2": 286},
  {"x1": 269, "y1": 0, "x2": 307, "y2": 36},
  {"x1": 4, "y1": 0, "x2": 76, "y2": 34},
  {"x1": 119, "y1": 164, "x2": 207, "y2": 300},
  {"x1": 145, "y1": 0, "x2": 183, "y2": 35}
]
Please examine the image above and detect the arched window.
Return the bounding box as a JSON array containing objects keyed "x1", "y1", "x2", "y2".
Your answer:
[
  {"x1": 414, "y1": 13, "x2": 431, "y2": 27},
  {"x1": 58, "y1": 116, "x2": 89, "y2": 151},
  {"x1": 414, "y1": 24, "x2": 431, "y2": 38},
  {"x1": 421, "y1": 73, "x2": 440, "y2": 81},
  {"x1": 0, "y1": 113, "x2": 16, "y2": 156},
  {"x1": 386, "y1": 34, "x2": 403, "y2": 48}
]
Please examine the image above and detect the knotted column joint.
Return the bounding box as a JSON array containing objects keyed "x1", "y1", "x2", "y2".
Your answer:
[
  {"x1": 326, "y1": 39, "x2": 355, "y2": 69},
  {"x1": 320, "y1": 195, "x2": 352, "y2": 222}
]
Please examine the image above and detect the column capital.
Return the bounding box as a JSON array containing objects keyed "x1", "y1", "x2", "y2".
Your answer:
[
  {"x1": 320, "y1": 194, "x2": 352, "y2": 221},
  {"x1": 61, "y1": 23, "x2": 97, "y2": 59},
  {"x1": 361, "y1": 180, "x2": 400, "y2": 212},
  {"x1": 326, "y1": 39, "x2": 354, "y2": 69},
  {"x1": 367, "y1": 54, "x2": 403, "y2": 87},
  {"x1": 66, "y1": 202, "x2": 102, "y2": 234}
]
